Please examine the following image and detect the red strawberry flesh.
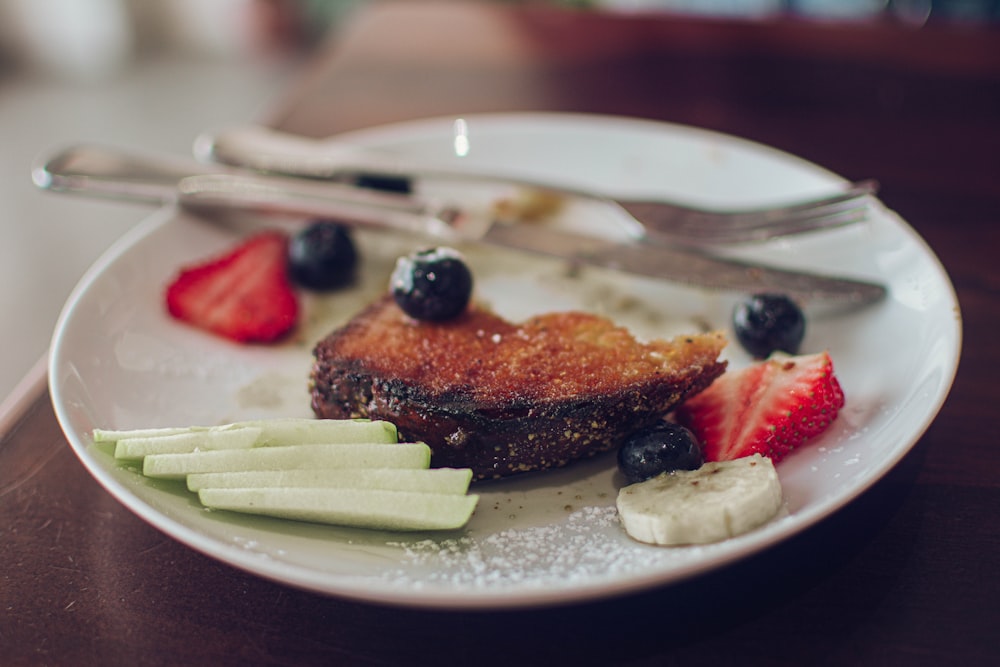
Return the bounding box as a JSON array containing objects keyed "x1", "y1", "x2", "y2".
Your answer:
[
  {"x1": 676, "y1": 351, "x2": 845, "y2": 463},
  {"x1": 165, "y1": 231, "x2": 298, "y2": 343}
]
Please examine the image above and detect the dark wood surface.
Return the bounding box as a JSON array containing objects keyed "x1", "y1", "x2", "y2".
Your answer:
[{"x1": 3, "y1": 3, "x2": 999, "y2": 665}]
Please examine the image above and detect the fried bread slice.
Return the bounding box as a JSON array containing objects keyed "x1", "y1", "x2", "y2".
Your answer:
[{"x1": 310, "y1": 295, "x2": 727, "y2": 480}]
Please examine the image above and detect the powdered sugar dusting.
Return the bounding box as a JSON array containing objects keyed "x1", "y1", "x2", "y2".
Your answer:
[{"x1": 380, "y1": 505, "x2": 705, "y2": 590}]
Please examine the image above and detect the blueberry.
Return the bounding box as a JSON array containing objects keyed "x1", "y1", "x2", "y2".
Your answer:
[
  {"x1": 617, "y1": 421, "x2": 703, "y2": 484},
  {"x1": 288, "y1": 221, "x2": 358, "y2": 291},
  {"x1": 732, "y1": 293, "x2": 806, "y2": 359},
  {"x1": 390, "y1": 247, "x2": 473, "y2": 321}
]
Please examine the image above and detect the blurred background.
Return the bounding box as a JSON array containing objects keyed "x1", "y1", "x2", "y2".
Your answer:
[
  {"x1": 3, "y1": 0, "x2": 998, "y2": 82},
  {"x1": 0, "y1": 0, "x2": 997, "y2": 406}
]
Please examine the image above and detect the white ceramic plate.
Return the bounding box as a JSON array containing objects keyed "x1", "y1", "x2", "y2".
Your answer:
[{"x1": 49, "y1": 113, "x2": 960, "y2": 609}]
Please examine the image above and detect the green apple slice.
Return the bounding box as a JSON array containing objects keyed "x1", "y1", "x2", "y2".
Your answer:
[
  {"x1": 114, "y1": 427, "x2": 263, "y2": 460},
  {"x1": 186, "y1": 467, "x2": 473, "y2": 494},
  {"x1": 198, "y1": 487, "x2": 479, "y2": 531},
  {"x1": 234, "y1": 418, "x2": 398, "y2": 446},
  {"x1": 95, "y1": 418, "x2": 397, "y2": 447},
  {"x1": 94, "y1": 426, "x2": 192, "y2": 442},
  {"x1": 142, "y1": 443, "x2": 431, "y2": 480}
]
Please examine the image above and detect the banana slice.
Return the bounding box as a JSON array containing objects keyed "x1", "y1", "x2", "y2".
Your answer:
[{"x1": 616, "y1": 454, "x2": 782, "y2": 546}]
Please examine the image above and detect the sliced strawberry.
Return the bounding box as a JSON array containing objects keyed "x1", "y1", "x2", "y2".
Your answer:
[
  {"x1": 165, "y1": 231, "x2": 298, "y2": 343},
  {"x1": 675, "y1": 351, "x2": 845, "y2": 463}
]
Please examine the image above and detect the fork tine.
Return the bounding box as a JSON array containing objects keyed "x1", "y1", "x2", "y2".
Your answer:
[
  {"x1": 732, "y1": 179, "x2": 879, "y2": 219},
  {"x1": 625, "y1": 179, "x2": 879, "y2": 245},
  {"x1": 703, "y1": 190, "x2": 875, "y2": 232},
  {"x1": 640, "y1": 208, "x2": 868, "y2": 246},
  {"x1": 700, "y1": 208, "x2": 869, "y2": 244},
  {"x1": 705, "y1": 179, "x2": 878, "y2": 227},
  {"x1": 672, "y1": 195, "x2": 868, "y2": 232}
]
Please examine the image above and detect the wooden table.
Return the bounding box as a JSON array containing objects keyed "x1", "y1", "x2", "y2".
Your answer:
[{"x1": 3, "y1": 3, "x2": 998, "y2": 665}]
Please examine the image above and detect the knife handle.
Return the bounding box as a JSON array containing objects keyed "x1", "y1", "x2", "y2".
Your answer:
[
  {"x1": 33, "y1": 144, "x2": 489, "y2": 241},
  {"x1": 32, "y1": 144, "x2": 216, "y2": 205},
  {"x1": 177, "y1": 174, "x2": 490, "y2": 241}
]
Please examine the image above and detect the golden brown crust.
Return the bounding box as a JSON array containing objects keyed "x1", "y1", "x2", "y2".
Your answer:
[{"x1": 310, "y1": 295, "x2": 727, "y2": 479}]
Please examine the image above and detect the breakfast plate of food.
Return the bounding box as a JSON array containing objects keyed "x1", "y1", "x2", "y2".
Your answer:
[{"x1": 48, "y1": 113, "x2": 960, "y2": 608}]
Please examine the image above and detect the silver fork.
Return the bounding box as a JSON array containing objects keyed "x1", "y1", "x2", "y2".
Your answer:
[{"x1": 200, "y1": 125, "x2": 879, "y2": 247}]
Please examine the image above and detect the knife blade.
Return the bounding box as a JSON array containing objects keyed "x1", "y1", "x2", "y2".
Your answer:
[
  {"x1": 479, "y1": 223, "x2": 886, "y2": 304},
  {"x1": 34, "y1": 144, "x2": 886, "y2": 305},
  {"x1": 176, "y1": 173, "x2": 886, "y2": 305}
]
